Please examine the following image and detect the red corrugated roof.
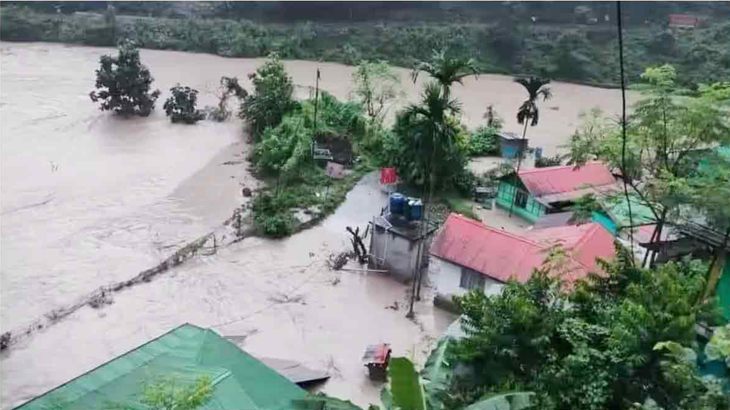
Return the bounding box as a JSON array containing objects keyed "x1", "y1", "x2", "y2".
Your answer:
[
  {"x1": 527, "y1": 223, "x2": 616, "y2": 276},
  {"x1": 430, "y1": 214, "x2": 615, "y2": 285},
  {"x1": 517, "y1": 162, "x2": 616, "y2": 198}
]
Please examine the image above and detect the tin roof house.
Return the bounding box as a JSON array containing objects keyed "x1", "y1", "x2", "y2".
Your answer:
[
  {"x1": 429, "y1": 214, "x2": 616, "y2": 309},
  {"x1": 495, "y1": 162, "x2": 618, "y2": 223},
  {"x1": 14, "y1": 324, "x2": 307, "y2": 410}
]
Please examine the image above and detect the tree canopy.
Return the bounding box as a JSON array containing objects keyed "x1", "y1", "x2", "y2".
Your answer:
[
  {"x1": 451, "y1": 248, "x2": 726, "y2": 410},
  {"x1": 89, "y1": 40, "x2": 161, "y2": 117}
]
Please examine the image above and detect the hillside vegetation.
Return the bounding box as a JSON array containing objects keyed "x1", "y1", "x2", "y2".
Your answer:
[{"x1": 2, "y1": 2, "x2": 729, "y2": 88}]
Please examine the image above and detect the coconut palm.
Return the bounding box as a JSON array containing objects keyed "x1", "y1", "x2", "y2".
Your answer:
[
  {"x1": 411, "y1": 48, "x2": 479, "y2": 97},
  {"x1": 510, "y1": 77, "x2": 553, "y2": 217}
]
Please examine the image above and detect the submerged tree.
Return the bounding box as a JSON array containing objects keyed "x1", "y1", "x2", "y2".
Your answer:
[
  {"x1": 89, "y1": 40, "x2": 161, "y2": 117},
  {"x1": 163, "y1": 85, "x2": 205, "y2": 124},
  {"x1": 207, "y1": 76, "x2": 247, "y2": 122}
]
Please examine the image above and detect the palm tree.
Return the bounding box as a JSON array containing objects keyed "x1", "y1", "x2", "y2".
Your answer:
[
  {"x1": 400, "y1": 81, "x2": 462, "y2": 187},
  {"x1": 510, "y1": 77, "x2": 553, "y2": 217},
  {"x1": 411, "y1": 48, "x2": 479, "y2": 97}
]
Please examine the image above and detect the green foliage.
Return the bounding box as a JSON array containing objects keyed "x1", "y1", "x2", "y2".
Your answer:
[
  {"x1": 705, "y1": 325, "x2": 730, "y2": 368},
  {"x1": 4, "y1": 7, "x2": 730, "y2": 87},
  {"x1": 443, "y1": 196, "x2": 479, "y2": 222},
  {"x1": 351, "y1": 60, "x2": 404, "y2": 124},
  {"x1": 467, "y1": 127, "x2": 500, "y2": 157},
  {"x1": 88, "y1": 40, "x2": 161, "y2": 117},
  {"x1": 411, "y1": 48, "x2": 479, "y2": 96},
  {"x1": 534, "y1": 155, "x2": 562, "y2": 168},
  {"x1": 251, "y1": 163, "x2": 372, "y2": 238},
  {"x1": 206, "y1": 76, "x2": 247, "y2": 122},
  {"x1": 452, "y1": 250, "x2": 727, "y2": 410},
  {"x1": 239, "y1": 54, "x2": 297, "y2": 140},
  {"x1": 388, "y1": 358, "x2": 426, "y2": 410},
  {"x1": 163, "y1": 85, "x2": 204, "y2": 124},
  {"x1": 390, "y1": 83, "x2": 469, "y2": 188},
  {"x1": 139, "y1": 375, "x2": 212, "y2": 410},
  {"x1": 254, "y1": 116, "x2": 312, "y2": 175},
  {"x1": 104, "y1": 375, "x2": 213, "y2": 410},
  {"x1": 567, "y1": 66, "x2": 730, "y2": 234}
]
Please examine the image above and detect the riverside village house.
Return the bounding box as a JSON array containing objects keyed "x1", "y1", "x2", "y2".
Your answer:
[
  {"x1": 496, "y1": 162, "x2": 619, "y2": 223},
  {"x1": 429, "y1": 214, "x2": 616, "y2": 309}
]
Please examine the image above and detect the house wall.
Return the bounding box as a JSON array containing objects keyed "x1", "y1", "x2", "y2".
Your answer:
[
  {"x1": 495, "y1": 181, "x2": 546, "y2": 223},
  {"x1": 370, "y1": 226, "x2": 421, "y2": 282},
  {"x1": 430, "y1": 257, "x2": 504, "y2": 308}
]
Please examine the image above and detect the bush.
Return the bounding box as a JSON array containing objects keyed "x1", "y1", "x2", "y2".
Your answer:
[
  {"x1": 535, "y1": 155, "x2": 563, "y2": 168},
  {"x1": 239, "y1": 53, "x2": 298, "y2": 140},
  {"x1": 254, "y1": 116, "x2": 312, "y2": 174},
  {"x1": 88, "y1": 40, "x2": 161, "y2": 117},
  {"x1": 453, "y1": 168, "x2": 479, "y2": 197},
  {"x1": 163, "y1": 84, "x2": 205, "y2": 124},
  {"x1": 468, "y1": 126, "x2": 500, "y2": 156}
]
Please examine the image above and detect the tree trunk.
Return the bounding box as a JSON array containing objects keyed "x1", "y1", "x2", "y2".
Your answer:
[{"x1": 509, "y1": 120, "x2": 530, "y2": 218}]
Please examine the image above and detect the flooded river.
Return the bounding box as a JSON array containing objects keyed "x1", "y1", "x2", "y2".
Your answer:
[{"x1": 1, "y1": 42, "x2": 625, "y2": 409}]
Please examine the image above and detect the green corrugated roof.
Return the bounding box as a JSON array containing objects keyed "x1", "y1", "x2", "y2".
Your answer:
[
  {"x1": 15, "y1": 324, "x2": 306, "y2": 410},
  {"x1": 599, "y1": 194, "x2": 657, "y2": 228}
]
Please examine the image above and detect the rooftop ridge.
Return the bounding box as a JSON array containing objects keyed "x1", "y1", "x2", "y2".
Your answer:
[
  {"x1": 448, "y1": 214, "x2": 546, "y2": 249},
  {"x1": 518, "y1": 161, "x2": 604, "y2": 175}
]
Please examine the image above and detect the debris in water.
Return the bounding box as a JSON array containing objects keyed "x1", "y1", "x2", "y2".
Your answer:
[
  {"x1": 385, "y1": 301, "x2": 399, "y2": 311},
  {"x1": 327, "y1": 251, "x2": 351, "y2": 271},
  {"x1": 331, "y1": 277, "x2": 341, "y2": 286},
  {"x1": 0, "y1": 332, "x2": 11, "y2": 351},
  {"x1": 88, "y1": 291, "x2": 114, "y2": 309},
  {"x1": 242, "y1": 187, "x2": 252, "y2": 197}
]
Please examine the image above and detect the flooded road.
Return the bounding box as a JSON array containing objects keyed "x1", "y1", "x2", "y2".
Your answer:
[{"x1": 1, "y1": 42, "x2": 625, "y2": 409}]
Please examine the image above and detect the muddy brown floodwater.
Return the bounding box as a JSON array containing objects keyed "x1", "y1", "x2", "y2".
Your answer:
[{"x1": 1, "y1": 42, "x2": 627, "y2": 409}]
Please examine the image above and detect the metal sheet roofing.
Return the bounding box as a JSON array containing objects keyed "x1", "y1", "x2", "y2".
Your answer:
[
  {"x1": 15, "y1": 324, "x2": 306, "y2": 410},
  {"x1": 430, "y1": 214, "x2": 615, "y2": 284},
  {"x1": 518, "y1": 162, "x2": 617, "y2": 199}
]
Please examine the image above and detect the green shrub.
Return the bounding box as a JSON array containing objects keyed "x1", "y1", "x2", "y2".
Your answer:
[
  {"x1": 468, "y1": 126, "x2": 500, "y2": 156},
  {"x1": 452, "y1": 168, "x2": 479, "y2": 197},
  {"x1": 163, "y1": 84, "x2": 205, "y2": 124},
  {"x1": 239, "y1": 53, "x2": 298, "y2": 140},
  {"x1": 254, "y1": 116, "x2": 312, "y2": 174},
  {"x1": 535, "y1": 155, "x2": 563, "y2": 168},
  {"x1": 88, "y1": 40, "x2": 161, "y2": 117}
]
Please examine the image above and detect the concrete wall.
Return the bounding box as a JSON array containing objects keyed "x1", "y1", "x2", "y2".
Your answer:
[
  {"x1": 370, "y1": 226, "x2": 421, "y2": 282},
  {"x1": 430, "y1": 257, "x2": 504, "y2": 308}
]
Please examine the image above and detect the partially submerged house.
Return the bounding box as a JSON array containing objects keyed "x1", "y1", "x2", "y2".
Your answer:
[
  {"x1": 429, "y1": 214, "x2": 615, "y2": 308},
  {"x1": 496, "y1": 162, "x2": 618, "y2": 223},
  {"x1": 15, "y1": 324, "x2": 307, "y2": 410}
]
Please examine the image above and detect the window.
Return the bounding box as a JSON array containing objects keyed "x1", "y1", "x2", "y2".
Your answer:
[
  {"x1": 515, "y1": 190, "x2": 528, "y2": 208},
  {"x1": 460, "y1": 268, "x2": 486, "y2": 291}
]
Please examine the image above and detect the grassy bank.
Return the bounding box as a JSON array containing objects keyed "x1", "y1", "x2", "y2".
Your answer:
[
  {"x1": 2, "y1": 6, "x2": 729, "y2": 88},
  {"x1": 251, "y1": 162, "x2": 373, "y2": 237}
]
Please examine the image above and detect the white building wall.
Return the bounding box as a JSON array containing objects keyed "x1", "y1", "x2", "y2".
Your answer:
[{"x1": 430, "y1": 256, "x2": 505, "y2": 305}]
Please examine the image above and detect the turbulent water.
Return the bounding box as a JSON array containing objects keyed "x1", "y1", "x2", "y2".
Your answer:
[{"x1": 0, "y1": 42, "x2": 626, "y2": 409}]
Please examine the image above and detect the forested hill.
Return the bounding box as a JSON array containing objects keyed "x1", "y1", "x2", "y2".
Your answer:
[{"x1": 2, "y1": 1, "x2": 729, "y2": 87}]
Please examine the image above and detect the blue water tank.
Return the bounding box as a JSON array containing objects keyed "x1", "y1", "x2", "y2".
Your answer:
[
  {"x1": 409, "y1": 199, "x2": 423, "y2": 221},
  {"x1": 390, "y1": 193, "x2": 405, "y2": 215}
]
